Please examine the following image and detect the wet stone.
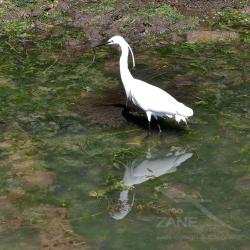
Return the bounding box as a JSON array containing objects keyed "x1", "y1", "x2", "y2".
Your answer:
[
  {"x1": 12, "y1": 159, "x2": 37, "y2": 173},
  {"x1": 0, "y1": 196, "x2": 23, "y2": 233},
  {"x1": 36, "y1": 207, "x2": 88, "y2": 250},
  {"x1": 240, "y1": 7, "x2": 250, "y2": 15},
  {"x1": 166, "y1": 241, "x2": 194, "y2": 250},
  {"x1": 186, "y1": 31, "x2": 240, "y2": 43},
  {"x1": 235, "y1": 175, "x2": 250, "y2": 191},
  {"x1": 65, "y1": 39, "x2": 82, "y2": 47},
  {"x1": 170, "y1": 34, "x2": 185, "y2": 44}
]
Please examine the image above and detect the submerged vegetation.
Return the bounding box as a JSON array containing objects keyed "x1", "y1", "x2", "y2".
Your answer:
[{"x1": 0, "y1": 0, "x2": 250, "y2": 249}]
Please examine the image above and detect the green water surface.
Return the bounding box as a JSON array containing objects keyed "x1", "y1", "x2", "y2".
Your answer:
[{"x1": 0, "y1": 35, "x2": 250, "y2": 250}]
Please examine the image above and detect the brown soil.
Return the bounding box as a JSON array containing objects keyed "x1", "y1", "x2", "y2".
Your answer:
[
  {"x1": 236, "y1": 175, "x2": 250, "y2": 191},
  {"x1": 0, "y1": 196, "x2": 23, "y2": 233},
  {"x1": 186, "y1": 31, "x2": 240, "y2": 43},
  {"x1": 22, "y1": 170, "x2": 55, "y2": 189},
  {"x1": 36, "y1": 207, "x2": 88, "y2": 250},
  {"x1": 0, "y1": 123, "x2": 88, "y2": 249},
  {"x1": 160, "y1": 0, "x2": 243, "y2": 17}
]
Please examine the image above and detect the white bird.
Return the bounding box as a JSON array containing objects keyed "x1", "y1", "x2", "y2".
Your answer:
[{"x1": 96, "y1": 35, "x2": 193, "y2": 135}]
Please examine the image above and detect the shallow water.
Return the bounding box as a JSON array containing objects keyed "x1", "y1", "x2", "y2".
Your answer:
[{"x1": 0, "y1": 37, "x2": 250, "y2": 249}]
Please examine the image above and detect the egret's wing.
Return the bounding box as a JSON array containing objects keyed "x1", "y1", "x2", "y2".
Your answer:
[{"x1": 132, "y1": 80, "x2": 193, "y2": 117}]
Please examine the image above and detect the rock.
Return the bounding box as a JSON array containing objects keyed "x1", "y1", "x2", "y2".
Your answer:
[
  {"x1": 101, "y1": 13, "x2": 113, "y2": 26},
  {"x1": 166, "y1": 241, "x2": 194, "y2": 250},
  {"x1": 22, "y1": 170, "x2": 55, "y2": 189},
  {"x1": 65, "y1": 39, "x2": 82, "y2": 47},
  {"x1": 84, "y1": 26, "x2": 103, "y2": 47},
  {"x1": 104, "y1": 60, "x2": 119, "y2": 73},
  {"x1": 8, "y1": 188, "x2": 26, "y2": 201},
  {"x1": 12, "y1": 159, "x2": 36, "y2": 173},
  {"x1": 241, "y1": 245, "x2": 250, "y2": 250},
  {"x1": 240, "y1": 7, "x2": 250, "y2": 15},
  {"x1": 72, "y1": 11, "x2": 95, "y2": 28},
  {"x1": 170, "y1": 34, "x2": 185, "y2": 44},
  {"x1": 186, "y1": 31, "x2": 239, "y2": 43},
  {"x1": 57, "y1": 2, "x2": 71, "y2": 12},
  {"x1": 34, "y1": 22, "x2": 51, "y2": 32},
  {"x1": 36, "y1": 207, "x2": 88, "y2": 250},
  {"x1": 146, "y1": 16, "x2": 171, "y2": 35},
  {"x1": 162, "y1": 184, "x2": 189, "y2": 202},
  {"x1": 31, "y1": 10, "x2": 42, "y2": 18},
  {"x1": 235, "y1": 175, "x2": 250, "y2": 191},
  {"x1": 0, "y1": 196, "x2": 23, "y2": 233}
]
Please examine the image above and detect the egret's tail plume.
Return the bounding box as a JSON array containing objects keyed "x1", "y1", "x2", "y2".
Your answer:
[
  {"x1": 174, "y1": 103, "x2": 193, "y2": 124},
  {"x1": 177, "y1": 103, "x2": 193, "y2": 117}
]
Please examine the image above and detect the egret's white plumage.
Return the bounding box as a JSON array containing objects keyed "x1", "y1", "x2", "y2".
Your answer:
[{"x1": 96, "y1": 35, "x2": 193, "y2": 134}]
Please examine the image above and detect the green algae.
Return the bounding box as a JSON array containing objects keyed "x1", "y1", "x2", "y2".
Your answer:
[
  {"x1": 0, "y1": 8, "x2": 250, "y2": 249},
  {"x1": 209, "y1": 7, "x2": 250, "y2": 41}
]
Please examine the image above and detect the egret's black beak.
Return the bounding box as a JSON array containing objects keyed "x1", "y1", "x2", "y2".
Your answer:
[{"x1": 95, "y1": 41, "x2": 111, "y2": 48}]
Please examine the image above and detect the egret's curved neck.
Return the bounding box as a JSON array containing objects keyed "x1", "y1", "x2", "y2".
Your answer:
[{"x1": 119, "y1": 42, "x2": 134, "y2": 99}]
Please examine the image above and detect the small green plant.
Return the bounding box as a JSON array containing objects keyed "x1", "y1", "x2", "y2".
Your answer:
[
  {"x1": 212, "y1": 7, "x2": 250, "y2": 37},
  {"x1": 112, "y1": 148, "x2": 139, "y2": 168},
  {"x1": 80, "y1": 0, "x2": 116, "y2": 14},
  {"x1": 89, "y1": 174, "x2": 133, "y2": 199},
  {"x1": 0, "y1": 10, "x2": 6, "y2": 17},
  {"x1": 219, "y1": 8, "x2": 250, "y2": 27},
  {"x1": 141, "y1": 4, "x2": 185, "y2": 21},
  {"x1": 4, "y1": 20, "x2": 33, "y2": 38},
  {"x1": 10, "y1": 0, "x2": 34, "y2": 7}
]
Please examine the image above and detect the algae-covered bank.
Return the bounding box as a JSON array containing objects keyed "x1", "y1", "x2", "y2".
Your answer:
[{"x1": 0, "y1": 1, "x2": 250, "y2": 249}]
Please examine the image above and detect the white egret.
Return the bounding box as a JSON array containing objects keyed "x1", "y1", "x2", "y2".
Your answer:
[{"x1": 96, "y1": 35, "x2": 193, "y2": 135}]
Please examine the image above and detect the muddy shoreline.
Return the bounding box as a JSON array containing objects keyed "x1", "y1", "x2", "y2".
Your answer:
[{"x1": 1, "y1": 0, "x2": 249, "y2": 51}]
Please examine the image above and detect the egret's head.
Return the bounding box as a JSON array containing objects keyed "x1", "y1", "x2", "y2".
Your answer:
[
  {"x1": 106, "y1": 35, "x2": 125, "y2": 45},
  {"x1": 95, "y1": 35, "x2": 135, "y2": 68},
  {"x1": 95, "y1": 35, "x2": 125, "y2": 47}
]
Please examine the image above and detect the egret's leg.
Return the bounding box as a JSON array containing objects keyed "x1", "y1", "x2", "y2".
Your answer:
[
  {"x1": 157, "y1": 123, "x2": 162, "y2": 134},
  {"x1": 148, "y1": 123, "x2": 151, "y2": 136},
  {"x1": 146, "y1": 111, "x2": 152, "y2": 136},
  {"x1": 154, "y1": 115, "x2": 162, "y2": 134}
]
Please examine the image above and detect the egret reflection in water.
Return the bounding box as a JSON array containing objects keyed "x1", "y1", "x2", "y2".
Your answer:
[{"x1": 110, "y1": 146, "x2": 193, "y2": 220}]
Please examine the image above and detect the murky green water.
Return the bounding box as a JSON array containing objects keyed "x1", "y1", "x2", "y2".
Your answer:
[{"x1": 0, "y1": 36, "x2": 250, "y2": 249}]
